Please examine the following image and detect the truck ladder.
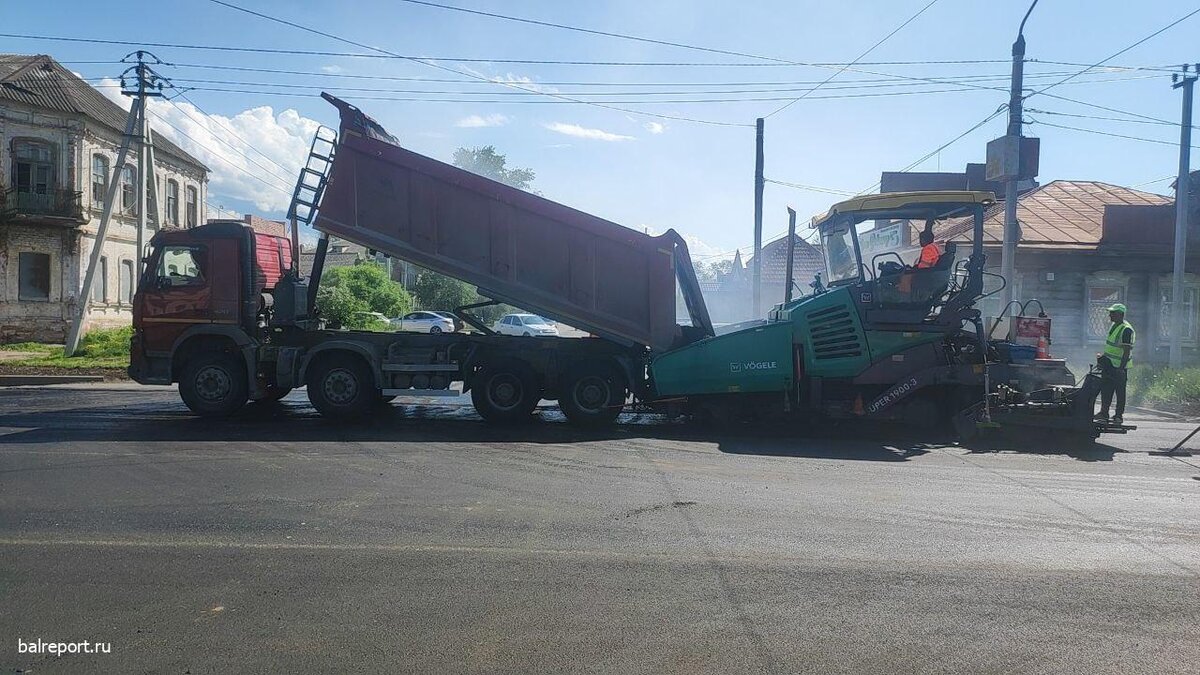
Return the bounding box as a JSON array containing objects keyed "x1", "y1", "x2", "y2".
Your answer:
[{"x1": 288, "y1": 126, "x2": 337, "y2": 227}]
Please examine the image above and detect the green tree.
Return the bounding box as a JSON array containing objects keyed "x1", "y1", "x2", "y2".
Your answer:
[
  {"x1": 411, "y1": 267, "x2": 475, "y2": 311},
  {"x1": 452, "y1": 145, "x2": 535, "y2": 190},
  {"x1": 316, "y1": 262, "x2": 412, "y2": 330}
]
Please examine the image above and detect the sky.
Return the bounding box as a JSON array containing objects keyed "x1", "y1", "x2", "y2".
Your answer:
[{"x1": 4, "y1": 0, "x2": 1196, "y2": 259}]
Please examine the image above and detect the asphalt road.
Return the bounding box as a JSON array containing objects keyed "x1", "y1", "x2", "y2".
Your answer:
[{"x1": 1, "y1": 384, "x2": 1198, "y2": 674}]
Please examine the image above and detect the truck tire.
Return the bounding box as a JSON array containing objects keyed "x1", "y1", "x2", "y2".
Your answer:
[
  {"x1": 560, "y1": 363, "x2": 625, "y2": 427},
  {"x1": 306, "y1": 354, "x2": 378, "y2": 420},
  {"x1": 471, "y1": 361, "x2": 539, "y2": 423},
  {"x1": 179, "y1": 353, "x2": 249, "y2": 417}
]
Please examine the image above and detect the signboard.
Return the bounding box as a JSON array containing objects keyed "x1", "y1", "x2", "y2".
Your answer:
[
  {"x1": 1011, "y1": 315, "x2": 1051, "y2": 347},
  {"x1": 858, "y1": 222, "x2": 903, "y2": 260}
]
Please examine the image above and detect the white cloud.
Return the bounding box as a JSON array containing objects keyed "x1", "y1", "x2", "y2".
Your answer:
[
  {"x1": 542, "y1": 122, "x2": 635, "y2": 142},
  {"x1": 97, "y1": 77, "x2": 320, "y2": 214},
  {"x1": 643, "y1": 122, "x2": 666, "y2": 135},
  {"x1": 320, "y1": 65, "x2": 343, "y2": 74},
  {"x1": 454, "y1": 113, "x2": 509, "y2": 128}
]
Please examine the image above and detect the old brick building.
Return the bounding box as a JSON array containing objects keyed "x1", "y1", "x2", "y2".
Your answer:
[{"x1": 0, "y1": 54, "x2": 208, "y2": 342}]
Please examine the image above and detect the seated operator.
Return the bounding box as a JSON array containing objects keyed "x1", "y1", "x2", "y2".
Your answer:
[{"x1": 915, "y1": 226, "x2": 941, "y2": 269}]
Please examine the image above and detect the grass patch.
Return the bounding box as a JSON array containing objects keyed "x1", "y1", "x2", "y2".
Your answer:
[
  {"x1": 0, "y1": 326, "x2": 130, "y2": 369},
  {"x1": 0, "y1": 341, "x2": 54, "y2": 353}
]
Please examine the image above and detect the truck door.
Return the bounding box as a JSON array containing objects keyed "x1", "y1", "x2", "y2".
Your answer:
[{"x1": 138, "y1": 239, "x2": 240, "y2": 353}]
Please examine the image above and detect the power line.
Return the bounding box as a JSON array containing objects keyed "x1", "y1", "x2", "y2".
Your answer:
[
  {"x1": 1028, "y1": 117, "x2": 1200, "y2": 149},
  {"x1": 102, "y1": 69, "x2": 1146, "y2": 96},
  {"x1": 394, "y1": 0, "x2": 804, "y2": 65},
  {"x1": 1026, "y1": 107, "x2": 1199, "y2": 129},
  {"x1": 7, "y1": 32, "x2": 1002, "y2": 68},
  {"x1": 764, "y1": 179, "x2": 857, "y2": 196},
  {"x1": 1025, "y1": 7, "x2": 1200, "y2": 101},
  {"x1": 204, "y1": 1, "x2": 753, "y2": 128},
  {"x1": 765, "y1": 0, "x2": 940, "y2": 118},
  {"x1": 159, "y1": 96, "x2": 297, "y2": 186},
  {"x1": 144, "y1": 107, "x2": 295, "y2": 196}
]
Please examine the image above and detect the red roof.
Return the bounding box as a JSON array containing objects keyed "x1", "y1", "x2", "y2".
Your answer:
[{"x1": 936, "y1": 180, "x2": 1171, "y2": 246}]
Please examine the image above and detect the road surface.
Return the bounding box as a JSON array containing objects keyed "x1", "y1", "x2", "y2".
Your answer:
[{"x1": 1, "y1": 384, "x2": 1197, "y2": 673}]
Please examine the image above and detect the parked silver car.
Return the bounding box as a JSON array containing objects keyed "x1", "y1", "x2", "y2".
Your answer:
[
  {"x1": 493, "y1": 313, "x2": 559, "y2": 337},
  {"x1": 391, "y1": 311, "x2": 456, "y2": 334}
]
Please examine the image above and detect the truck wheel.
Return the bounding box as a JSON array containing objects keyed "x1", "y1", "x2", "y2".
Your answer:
[
  {"x1": 471, "y1": 361, "x2": 539, "y2": 423},
  {"x1": 560, "y1": 363, "x2": 625, "y2": 427},
  {"x1": 306, "y1": 355, "x2": 378, "y2": 420},
  {"x1": 179, "y1": 353, "x2": 249, "y2": 417}
]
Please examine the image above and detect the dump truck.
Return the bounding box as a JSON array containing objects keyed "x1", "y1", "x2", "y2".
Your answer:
[{"x1": 128, "y1": 94, "x2": 1130, "y2": 442}]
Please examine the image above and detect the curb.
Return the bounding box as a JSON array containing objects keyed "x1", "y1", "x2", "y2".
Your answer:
[{"x1": 0, "y1": 375, "x2": 105, "y2": 387}]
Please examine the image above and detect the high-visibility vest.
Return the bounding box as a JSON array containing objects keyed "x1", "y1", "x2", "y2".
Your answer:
[
  {"x1": 916, "y1": 242, "x2": 941, "y2": 269},
  {"x1": 1103, "y1": 320, "x2": 1135, "y2": 368}
]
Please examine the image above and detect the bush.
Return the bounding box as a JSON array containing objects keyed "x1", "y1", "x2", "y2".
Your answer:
[
  {"x1": 315, "y1": 263, "x2": 412, "y2": 328},
  {"x1": 77, "y1": 326, "x2": 133, "y2": 358}
]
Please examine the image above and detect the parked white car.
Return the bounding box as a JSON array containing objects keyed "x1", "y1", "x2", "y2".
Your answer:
[
  {"x1": 493, "y1": 313, "x2": 559, "y2": 337},
  {"x1": 391, "y1": 311, "x2": 456, "y2": 334}
]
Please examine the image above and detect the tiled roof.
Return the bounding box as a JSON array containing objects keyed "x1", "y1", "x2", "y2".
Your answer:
[
  {"x1": 0, "y1": 54, "x2": 206, "y2": 171},
  {"x1": 935, "y1": 180, "x2": 1171, "y2": 245},
  {"x1": 747, "y1": 234, "x2": 825, "y2": 286}
]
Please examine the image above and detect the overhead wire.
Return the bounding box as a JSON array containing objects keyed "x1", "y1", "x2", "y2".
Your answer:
[
  {"x1": 204, "y1": 0, "x2": 753, "y2": 128},
  {"x1": 159, "y1": 95, "x2": 298, "y2": 186},
  {"x1": 1027, "y1": 117, "x2": 1200, "y2": 149},
  {"x1": 764, "y1": 0, "x2": 940, "y2": 118},
  {"x1": 1024, "y1": 7, "x2": 1200, "y2": 101}
]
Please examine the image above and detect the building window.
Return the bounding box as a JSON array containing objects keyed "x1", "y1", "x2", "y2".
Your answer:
[
  {"x1": 185, "y1": 186, "x2": 198, "y2": 227},
  {"x1": 120, "y1": 165, "x2": 136, "y2": 214},
  {"x1": 18, "y1": 252, "x2": 50, "y2": 301},
  {"x1": 120, "y1": 260, "x2": 135, "y2": 303},
  {"x1": 1158, "y1": 279, "x2": 1199, "y2": 345},
  {"x1": 11, "y1": 139, "x2": 55, "y2": 196},
  {"x1": 166, "y1": 180, "x2": 180, "y2": 225},
  {"x1": 92, "y1": 256, "x2": 108, "y2": 303},
  {"x1": 1085, "y1": 276, "x2": 1126, "y2": 341},
  {"x1": 92, "y1": 155, "x2": 109, "y2": 206}
]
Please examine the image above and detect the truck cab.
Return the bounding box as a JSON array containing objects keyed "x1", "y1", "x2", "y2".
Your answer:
[{"x1": 129, "y1": 221, "x2": 293, "y2": 413}]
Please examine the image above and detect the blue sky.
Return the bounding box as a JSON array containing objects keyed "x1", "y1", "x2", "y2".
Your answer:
[{"x1": 6, "y1": 0, "x2": 1196, "y2": 258}]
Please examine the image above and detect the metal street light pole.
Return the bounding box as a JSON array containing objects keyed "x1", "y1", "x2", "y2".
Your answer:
[
  {"x1": 1169, "y1": 65, "x2": 1196, "y2": 369},
  {"x1": 1000, "y1": 0, "x2": 1038, "y2": 311}
]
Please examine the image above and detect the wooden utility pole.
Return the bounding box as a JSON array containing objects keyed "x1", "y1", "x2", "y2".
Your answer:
[
  {"x1": 65, "y1": 51, "x2": 165, "y2": 356},
  {"x1": 1169, "y1": 64, "x2": 1196, "y2": 369}
]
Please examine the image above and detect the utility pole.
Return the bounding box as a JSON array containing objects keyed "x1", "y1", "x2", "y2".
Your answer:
[
  {"x1": 65, "y1": 51, "x2": 166, "y2": 356},
  {"x1": 753, "y1": 117, "x2": 765, "y2": 316},
  {"x1": 1169, "y1": 64, "x2": 1196, "y2": 369},
  {"x1": 1000, "y1": 0, "x2": 1038, "y2": 311}
]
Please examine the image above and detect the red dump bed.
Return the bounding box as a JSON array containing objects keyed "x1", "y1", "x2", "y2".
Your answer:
[{"x1": 312, "y1": 95, "x2": 712, "y2": 352}]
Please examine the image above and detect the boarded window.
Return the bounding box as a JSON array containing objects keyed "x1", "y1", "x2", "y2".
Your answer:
[
  {"x1": 121, "y1": 165, "x2": 136, "y2": 214},
  {"x1": 18, "y1": 252, "x2": 50, "y2": 301},
  {"x1": 92, "y1": 155, "x2": 109, "y2": 205},
  {"x1": 185, "y1": 186, "x2": 198, "y2": 227},
  {"x1": 166, "y1": 180, "x2": 180, "y2": 225},
  {"x1": 120, "y1": 260, "x2": 134, "y2": 303}
]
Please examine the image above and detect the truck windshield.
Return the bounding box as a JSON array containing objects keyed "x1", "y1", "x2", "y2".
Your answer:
[{"x1": 822, "y1": 221, "x2": 861, "y2": 285}]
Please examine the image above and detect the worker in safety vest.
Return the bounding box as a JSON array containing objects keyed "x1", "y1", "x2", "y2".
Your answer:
[
  {"x1": 1096, "y1": 303, "x2": 1135, "y2": 425},
  {"x1": 915, "y1": 230, "x2": 941, "y2": 269}
]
